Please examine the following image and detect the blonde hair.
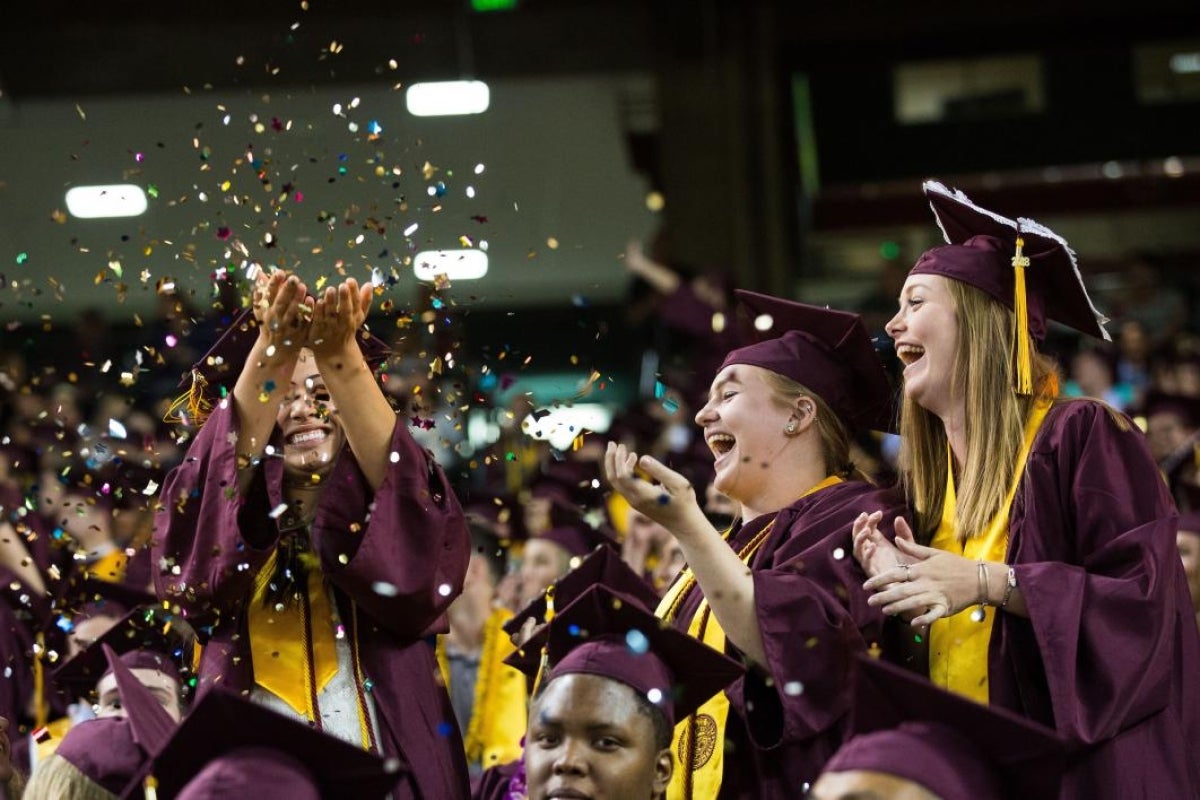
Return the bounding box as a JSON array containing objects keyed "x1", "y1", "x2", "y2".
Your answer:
[
  {"x1": 23, "y1": 754, "x2": 117, "y2": 800},
  {"x1": 760, "y1": 370, "x2": 866, "y2": 482},
  {"x1": 898, "y1": 280, "x2": 1060, "y2": 540}
]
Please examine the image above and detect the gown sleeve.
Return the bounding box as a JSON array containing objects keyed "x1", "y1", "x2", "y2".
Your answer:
[
  {"x1": 732, "y1": 484, "x2": 907, "y2": 749},
  {"x1": 151, "y1": 401, "x2": 280, "y2": 623},
  {"x1": 1002, "y1": 400, "x2": 1189, "y2": 746},
  {"x1": 309, "y1": 415, "x2": 470, "y2": 638}
]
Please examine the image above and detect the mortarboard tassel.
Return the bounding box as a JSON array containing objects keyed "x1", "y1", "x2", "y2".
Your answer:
[
  {"x1": 163, "y1": 370, "x2": 213, "y2": 427},
  {"x1": 1011, "y1": 236, "x2": 1033, "y2": 396},
  {"x1": 530, "y1": 584, "x2": 557, "y2": 695}
]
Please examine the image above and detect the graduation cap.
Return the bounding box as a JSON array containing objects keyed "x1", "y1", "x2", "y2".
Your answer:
[
  {"x1": 534, "y1": 518, "x2": 617, "y2": 560},
  {"x1": 50, "y1": 643, "x2": 178, "y2": 799},
  {"x1": 821, "y1": 655, "x2": 1065, "y2": 800},
  {"x1": 502, "y1": 546, "x2": 662, "y2": 671},
  {"x1": 1141, "y1": 391, "x2": 1200, "y2": 429},
  {"x1": 146, "y1": 688, "x2": 407, "y2": 800},
  {"x1": 167, "y1": 304, "x2": 391, "y2": 426},
  {"x1": 52, "y1": 604, "x2": 195, "y2": 703},
  {"x1": 508, "y1": 585, "x2": 743, "y2": 729},
  {"x1": 719, "y1": 290, "x2": 895, "y2": 434},
  {"x1": 913, "y1": 180, "x2": 1110, "y2": 394},
  {"x1": 53, "y1": 574, "x2": 157, "y2": 626}
]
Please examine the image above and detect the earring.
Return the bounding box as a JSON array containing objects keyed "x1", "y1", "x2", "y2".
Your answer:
[{"x1": 785, "y1": 421, "x2": 797, "y2": 434}]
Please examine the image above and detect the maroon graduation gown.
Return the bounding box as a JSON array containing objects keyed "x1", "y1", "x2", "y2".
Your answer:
[
  {"x1": 152, "y1": 402, "x2": 472, "y2": 799},
  {"x1": 992, "y1": 400, "x2": 1200, "y2": 799},
  {"x1": 669, "y1": 480, "x2": 907, "y2": 798}
]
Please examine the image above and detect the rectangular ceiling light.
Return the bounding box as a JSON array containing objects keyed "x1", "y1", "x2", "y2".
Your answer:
[
  {"x1": 65, "y1": 184, "x2": 148, "y2": 218},
  {"x1": 413, "y1": 249, "x2": 489, "y2": 281},
  {"x1": 405, "y1": 81, "x2": 490, "y2": 117}
]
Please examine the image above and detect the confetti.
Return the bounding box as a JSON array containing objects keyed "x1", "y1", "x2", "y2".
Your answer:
[{"x1": 625, "y1": 629, "x2": 649, "y2": 654}]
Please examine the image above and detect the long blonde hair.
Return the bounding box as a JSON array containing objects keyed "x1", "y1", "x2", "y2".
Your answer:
[
  {"x1": 898, "y1": 280, "x2": 1059, "y2": 540},
  {"x1": 760, "y1": 371, "x2": 866, "y2": 483}
]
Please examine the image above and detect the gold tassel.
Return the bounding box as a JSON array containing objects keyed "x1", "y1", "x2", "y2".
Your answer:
[
  {"x1": 163, "y1": 371, "x2": 214, "y2": 427},
  {"x1": 1011, "y1": 236, "x2": 1033, "y2": 395},
  {"x1": 33, "y1": 631, "x2": 46, "y2": 729},
  {"x1": 530, "y1": 584, "x2": 557, "y2": 696}
]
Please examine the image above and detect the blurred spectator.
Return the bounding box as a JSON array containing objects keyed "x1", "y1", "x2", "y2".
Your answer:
[
  {"x1": 1113, "y1": 255, "x2": 1186, "y2": 352},
  {"x1": 1064, "y1": 344, "x2": 1135, "y2": 412}
]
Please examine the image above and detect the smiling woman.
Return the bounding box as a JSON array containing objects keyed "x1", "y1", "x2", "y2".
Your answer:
[
  {"x1": 604, "y1": 290, "x2": 908, "y2": 798},
  {"x1": 855, "y1": 181, "x2": 1200, "y2": 799},
  {"x1": 152, "y1": 270, "x2": 473, "y2": 799}
]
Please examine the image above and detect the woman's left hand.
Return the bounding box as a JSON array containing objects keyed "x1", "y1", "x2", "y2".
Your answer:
[
  {"x1": 604, "y1": 443, "x2": 709, "y2": 537},
  {"x1": 862, "y1": 537, "x2": 982, "y2": 627},
  {"x1": 307, "y1": 277, "x2": 373, "y2": 359}
]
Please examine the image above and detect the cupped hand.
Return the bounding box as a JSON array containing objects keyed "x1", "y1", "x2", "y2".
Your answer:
[
  {"x1": 863, "y1": 536, "x2": 982, "y2": 627},
  {"x1": 307, "y1": 277, "x2": 374, "y2": 360},
  {"x1": 252, "y1": 270, "x2": 312, "y2": 363},
  {"x1": 604, "y1": 442, "x2": 708, "y2": 535}
]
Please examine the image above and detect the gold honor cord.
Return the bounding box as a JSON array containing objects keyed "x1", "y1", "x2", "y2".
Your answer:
[{"x1": 659, "y1": 475, "x2": 844, "y2": 800}]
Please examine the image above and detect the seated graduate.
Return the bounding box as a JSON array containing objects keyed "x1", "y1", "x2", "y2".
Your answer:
[
  {"x1": 811, "y1": 655, "x2": 1064, "y2": 800},
  {"x1": 142, "y1": 685, "x2": 405, "y2": 800},
  {"x1": 476, "y1": 584, "x2": 744, "y2": 800},
  {"x1": 605, "y1": 291, "x2": 906, "y2": 796},
  {"x1": 23, "y1": 644, "x2": 178, "y2": 800}
]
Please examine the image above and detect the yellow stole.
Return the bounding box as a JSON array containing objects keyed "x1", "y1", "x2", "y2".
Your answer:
[
  {"x1": 436, "y1": 608, "x2": 528, "y2": 770},
  {"x1": 85, "y1": 549, "x2": 128, "y2": 583},
  {"x1": 246, "y1": 552, "x2": 340, "y2": 723},
  {"x1": 658, "y1": 476, "x2": 844, "y2": 800},
  {"x1": 928, "y1": 395, "x2": 1052, "y2": 703}
]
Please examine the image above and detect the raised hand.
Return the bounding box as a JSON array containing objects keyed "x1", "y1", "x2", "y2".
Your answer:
[
  {"x1": 251, "y1": 269, "x2": 312, "y2": 367},
  {"x1": 307, "y1": 277, "x2": 374, "y2": 361},
  {"x1": 604, "y1": 442, "x2": 709, "y2": 536}
]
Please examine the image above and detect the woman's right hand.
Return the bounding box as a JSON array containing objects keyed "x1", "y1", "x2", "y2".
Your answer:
[
  {"x1": 251, "y1": 270, "x2": 312, "y2": 362},
  {"x1": 852, "y1": 510, "x2": 907, "y2": 580}
]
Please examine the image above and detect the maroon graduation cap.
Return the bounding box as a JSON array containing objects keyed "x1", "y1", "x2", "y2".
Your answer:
[
  {"x1": 912, "y1": 180, "x2": 1110, "y2": 393},
  {"x1": 535, "y1": 518, "x2": 617, "y2": 560},
  {"x1": 720, "y1": 290, "x2": 895, "y2": 434},
  {"x1": 509, "y1": 585, "x2": 743, "y2": 729},
  {"x1": 146, "y1": 687, "x2": 406, "y2": 800},
  {"x1": 823, "y1": 655, "x2": 1065, "y2": 800},
  {"x1": 1141, "y1": 391, "x2": 1200, "y2": 428},
  {"x1": 52, "y1": 604, "x2": 195, "y2": 703},
  {"x1": 503, "y1": 545, "x2": 662, "y2": 662},
  {"x1": 169, "y1": 303, "x2": 391, "y2": 426},
  {"x1": 51, "y1": 644, "x2": 179, "y2": 799}
]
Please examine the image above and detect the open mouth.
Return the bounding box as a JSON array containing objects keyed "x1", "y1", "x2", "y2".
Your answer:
[
  {"x1": 896, "y1": 343, "x2": 926, "y2": 367},
  {"x1": 286, "y1": 428, "x2": 328, "y2": 447},
  {"x1": 706, "y1": 433, "x2": 736, "y2": 461}
]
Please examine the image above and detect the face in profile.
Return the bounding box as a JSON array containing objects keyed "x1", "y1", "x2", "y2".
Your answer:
[
  {"x1": 276, "y1": 351, "x2": 346, "y2": 479},
  {"x1": 524, "y1": 673, "x2": 672, "y2": 800},
  {"x1": 886, "y1": 274, "x2": 960, "y2": 418},
  {"x1": 94, "y1": 667, "x2": 184, "y2": 723},
  {"x1": 693, "y1": 364, "x2": 796, "y2": 507}
]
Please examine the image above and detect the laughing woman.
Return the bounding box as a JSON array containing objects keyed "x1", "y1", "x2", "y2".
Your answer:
[
  {"x1": 854, "y1": 182, "x2": 1200, "y2": 799},
  {"x1": 605, "y1": 291, "x2": 906, "y2": 799}
]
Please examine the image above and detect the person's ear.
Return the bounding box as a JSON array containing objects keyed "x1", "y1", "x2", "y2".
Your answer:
[
  {"x1": 785, "y1": 396, "x2": 817, "y2": 435},
  {"x1": 651, "y1": 747, "x2": 673, "y2": 797}
]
